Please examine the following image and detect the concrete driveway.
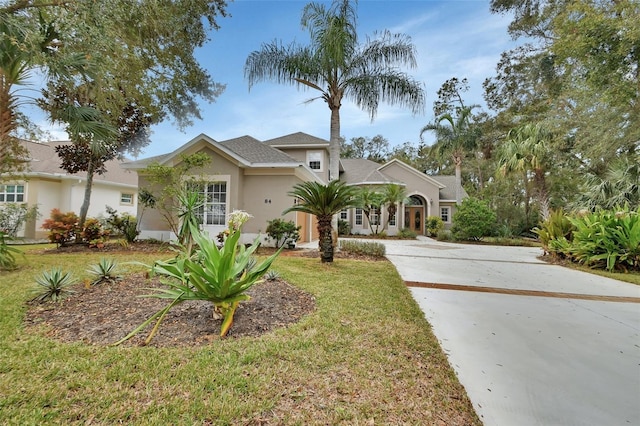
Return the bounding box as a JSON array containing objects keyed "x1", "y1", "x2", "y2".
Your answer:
[{"x1": 382, "y1": 237, "x2": 640, "y2": 426}]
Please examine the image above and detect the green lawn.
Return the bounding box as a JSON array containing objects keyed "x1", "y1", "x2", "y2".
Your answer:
[{"x1": 0, "y1": 246, "x2": 479, "y2": 425}]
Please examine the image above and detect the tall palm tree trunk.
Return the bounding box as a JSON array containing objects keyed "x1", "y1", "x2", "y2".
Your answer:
[
  {"x1": 79, "y1": 159, "x2": 96, "y2": 229},
  {"x1": 329, "y1": 106, "x2": 341, "y2": 182},
  {"x1": 454, "y1": 156, "x2": 463, "y2": 205},
  {"x1": 317, "y1": 215, "x2": 334, "y2": 263}
]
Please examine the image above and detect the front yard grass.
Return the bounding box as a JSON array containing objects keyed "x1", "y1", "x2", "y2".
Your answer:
[{"x1": 0, "y1": 246, "x2": 479, "y2": 425}]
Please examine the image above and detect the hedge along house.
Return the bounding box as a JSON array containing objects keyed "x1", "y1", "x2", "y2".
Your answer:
[
  {"x1": 0, "y1": 140, "x2": 138, "y2": 239},
  {"x1": 123, "y1": 132, "x2": 466, "y2": 245}
]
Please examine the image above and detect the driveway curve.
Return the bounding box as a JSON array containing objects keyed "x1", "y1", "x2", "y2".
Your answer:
[{"x1": 381, "y1": 236, "x2": 640, "y2": 426}]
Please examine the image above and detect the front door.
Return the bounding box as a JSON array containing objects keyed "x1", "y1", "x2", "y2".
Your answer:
[{"x1": 404, "y1": 206, "x2": 424, "y2": 235}]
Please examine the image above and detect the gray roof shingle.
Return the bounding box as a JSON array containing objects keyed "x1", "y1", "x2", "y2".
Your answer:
[
  {"x1": 264, "y1": 132, "x2": 330, "y2": 147},
  {"x1": 340, "y1": 158, "x2": 397, "y2": 185},
  {"x1": 431, "y1": 175, "x2": 468, "y2": 200},
  {"x1": 220, "y1": 136, "x2": 299, "y2": 164},
  {"x1": 24, "y1": 140, "x2": 137, "y2": 186}
]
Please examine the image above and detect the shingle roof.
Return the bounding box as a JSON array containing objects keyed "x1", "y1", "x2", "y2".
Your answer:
[
  {"x1": 220, "y1": 136, "x2": 299, "y2": 164},
  {"x1": 431, "y1": 175, "x2": 469, "y2": 200},
  {"x1": 264, "y1": 132, "x2": 330, "y2": 148},
  {"x1": 23, "y1": 140, "x2": 137, "y2": 186},
  {"x1": 340, "y1": 158, "x2": 397, "y2": 185}
]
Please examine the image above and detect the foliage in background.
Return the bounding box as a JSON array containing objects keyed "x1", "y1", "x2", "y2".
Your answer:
[
  {"x1": 0, "y1": 231, "x2": 22, "y2": 270},
  {"x1": 0, "y1": 203, "x2": 39, "y2": 237},
  {"x1": 265, "y1": 218, "x2": 301, "y2": 248},
  {"x1": 87, "y1": 258, "x2": 123, "y2": 286},
  {"x1": 452, "y1": 197, "x2": 497, "y2": 241},
  {"x1": 31, "y1": 268, "x2": 76, "y2": 303},
  {"x1": 105, "y1": 206, "x2": 139, "y2": 243},
  {"x1": 425, "y1": 216, "x2": 444, "y2": 237},
  {"x1": 339, "y1": 240, "x2": 386, "y2": 258}
]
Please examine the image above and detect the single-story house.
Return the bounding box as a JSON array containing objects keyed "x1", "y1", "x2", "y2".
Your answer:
[
  {"x1": 123, "y1": 132, "x2": 467, "y2": 245},
  {"x1": 0, "y1": 140, "x2": 138, "y2": 239}
]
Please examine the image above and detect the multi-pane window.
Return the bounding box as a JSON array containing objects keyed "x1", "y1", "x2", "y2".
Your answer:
[
  {"x1": 339, "y1": 209, "x2": 348, "y2": 221},
  {"x1": 370, "y1": 207, "x2": 380, "y2": 226},
  {"x1": 389, "y1": 211, "x2": 396, "y2": 226},
  {"x1": 440, "y1": 206, "x2": 450, "y2": 223},
  {"x1": 354, "y1": 208, "x2": 363, "y2": 226},
  {"x1": 190, "y1": 182, "x2": 227, "y2": 225},
  {"x1": 120, "y1": 193, "x2": 134, "y2": 205},
  {"x1": 0, "y1": 184, "x2": 24, "y2": 203},
  {"x1": 307, "y1": 151, "x2": 323, "y2": 171}
]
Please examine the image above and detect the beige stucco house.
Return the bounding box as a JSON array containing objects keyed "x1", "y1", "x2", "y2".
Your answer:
[
  {"x1": 123, "y1": 132, "x2": 467, "y2": 245},
  {"x1": 0, "y1": 140, "x2": 138, "y2": 239}
]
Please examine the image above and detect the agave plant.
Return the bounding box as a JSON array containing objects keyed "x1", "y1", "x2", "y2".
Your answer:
[
  {"x1": 115, "y1": 224, "x2": 281, "y2": 345},
  {"x1": 87, "y1": 258, "x2": 122, "y2": 285},
  {"x1": 32, "y1": 268, "x2": 77, "y2": 303}
]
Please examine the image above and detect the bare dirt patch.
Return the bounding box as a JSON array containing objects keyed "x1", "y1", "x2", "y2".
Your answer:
[{"x1": 25, "y1": 274, "x2": 316, "y2": 348}]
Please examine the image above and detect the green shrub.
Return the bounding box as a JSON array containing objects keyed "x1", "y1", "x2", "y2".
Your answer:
[
  {"x1": 265, "y1": 218, "x2": 301, "y2": 248},
  {"x1": 338, "y1": 219, "x2": 350, "y2": 236},
  {"x1": 32, "y1": 268, "x2": 76, "y2": 303},
  {"x1": 105, "y1": 206, "x2": 139, "y2": 243},
  {"x1": 339, "y1": 239, "x2": 386, "y2": 257},
  {"x1": 425, "y1": 216, "x2": 444, "y2": 237},
  {"x1": 533, "y1": 209, "x2": 575, "y2": 256},
  {"x1": 0, "y1": 231, "x2": 22, "y2": 270},
  {"x1": 87, "y1": 258, "x2": 122, "y2": 285},
  {"x1": 0, "y1": 203, "x2": 39, "y2": 237},
  {"x1": 42, "y1": 209, "x2": 79, "y2": 247},
  {"x1": 567, "y1": 206, "x2": 640, "y2": 272},
  {"x1": 397, "y1": 227, "x2": 417, "y2": 239},
  {"x1": 451, "y1": 198, "x2": 496, "y2": 241},
  {"x1": 81, "y1": 218, "x2": 110, "y2": 248},
  {"x1": 436, "y1": 229, "x2": 453, "y2": 241}
]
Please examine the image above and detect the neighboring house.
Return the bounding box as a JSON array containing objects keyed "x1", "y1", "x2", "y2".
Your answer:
[
  {"x1": 123, "y1": 132, "x2": 467, "y2": 245},
  {"x1": 0, "y1": 140, "x2": 138, "y2": 239}
]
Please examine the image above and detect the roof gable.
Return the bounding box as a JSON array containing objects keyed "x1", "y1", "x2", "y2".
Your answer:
[
  {"x1": 339, "y1": 158, "x2": 402, "y2": 186},
  {"x1": 378, "y1": 158, "x2": 445, "y2": 188},
  {"x1": 264, "y1": 132, "x2": 330, "y2": 148}
]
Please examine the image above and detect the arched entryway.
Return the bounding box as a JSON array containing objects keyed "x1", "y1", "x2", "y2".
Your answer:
[{"x1": 404, "y1": 195, "x2": 426, "y2": 235}]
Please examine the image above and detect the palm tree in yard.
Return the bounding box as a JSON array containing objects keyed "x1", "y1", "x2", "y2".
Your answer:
[
  {"x1": 245, "y1": 0, "x2": 426, "y2": 184},
  {"x1": 497, "y1": 123, "x2": 553, "y2": 220},
  {"x1": 382, "y1": 183, "x2": 407, "y2": 229},
  {"x1": 420, "y1": 105, "x2": 479, "y2": 205},
  {"x1": 283, "y1": 180, "x2": 357, "y2": 263}
]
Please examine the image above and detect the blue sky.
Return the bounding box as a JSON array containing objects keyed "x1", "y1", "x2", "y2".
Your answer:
[{"x1": 39, "y1": 0, "x2": 517, "y2": 157}]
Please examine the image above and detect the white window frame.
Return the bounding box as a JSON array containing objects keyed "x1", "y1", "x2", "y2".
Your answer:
[
  {"x1": 389, "y1": 208, "x2": 396, "y2": 226},
  {"x1": 0, "y1": 183, "x2": 25, "y2": 203},
  {"x1": 370, "y1": 207, "x2": 381, "y2": 226},
  {"x1": 184, "y1": 175, "x2": 230, "y2": 227},
  {"x1": 120, "y1": 192, "x2": 134, "y2": 205},
  {"x1": 440, "y1": 206, "x2": 451, "y2": 223},
  {"x1": 306, "y1": 150, "x2": 324, "y2": 171},
  {"x1": 339, "y1": 209, "x2": 349, "y2": 221},
  {"x1": 354, "y1": 208, "x2": 363, "y2": 226}
]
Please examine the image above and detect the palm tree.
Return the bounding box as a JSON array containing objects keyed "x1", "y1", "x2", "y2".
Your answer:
[
  {"x1": 419, "y1": 105, "x2": 479, "y2": 205},
  {"x1": 283, "y1": 180, "x2": 357, "y2": 263},
  {"x1": 382, "y1": 183, "x2": 407, "y2": 230},
  {"x1": 498, "y1": 123, "x2": 553, "y2": 220},
  {"x1": 574, "y1": 156, "x2": 640, "y2": 211},
  {"x1": 245, "y1": 0, "x2": 425, "y2": 184},
  {"x1": 354, "y1": 186, "x2": 384, "y2": 235}
]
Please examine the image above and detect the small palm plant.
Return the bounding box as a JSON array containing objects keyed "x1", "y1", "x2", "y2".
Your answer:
[
  {"x1": 32, "y1": 268, "x2": 76, "y2": 303},
  {"x1": 87, "y1": 258, "x2": 123, "y2": 285},
  {"x1": 115, "y1": 221, "x2": 281, "y2": 345},
  {"x1": 0, "y1": 231, "x2": 23, "y2": 270}
]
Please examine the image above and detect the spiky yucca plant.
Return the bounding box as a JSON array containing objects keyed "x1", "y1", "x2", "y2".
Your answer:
[{"x1": 32, "y1": 268, "x2": 76, "y2": 303}]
